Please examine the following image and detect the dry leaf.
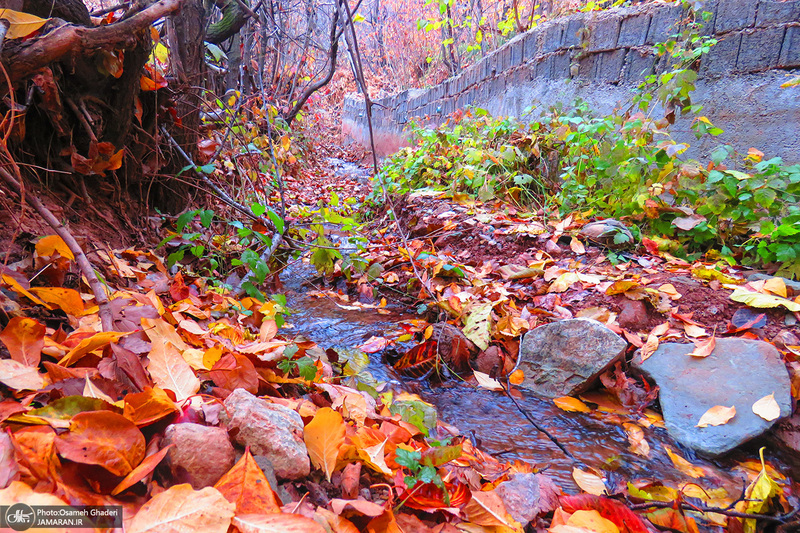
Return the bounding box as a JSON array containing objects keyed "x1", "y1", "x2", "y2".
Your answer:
[
  {"x1": 570, "y1": 237, "x2": 586, "y2": 255},
  {"x1": 214, "y1": 448, "x2": 281, "y2": 514},
  {"x1": 303, "y1": 407, "x2": 346, "y2": 482},
  {"x1": 0, "y1": 317, "x2": 45, "y2": 366},
  {"x1": 128, "y1": 484, "x2": 234, "y2": 533},
  {"x1": 752, "y1": 393, "x2": 781, "y2": 422},
  {"x1": 233, "y1": 513, "x2": 327, "y2": 533},
  {"x1": 28, "y1": 287, "x2": 85, "y2": 316},
  {"x1": 683, "y1": 323, "x2": 707, "y2": 338},
  {"x1": 640, "y1": 333, "x2": 659, "y2": 362},
  {"x1": 473, "y1": 371, "x2": 503, "y2": 391},
  {"x1": 730, "y1": 288, "x2": 800, "y2": 312},
  {"x1": 0, "y1": 8, "x2": 48, "y2": 39},
  {"x1": 146, "y1": 335, "x2": 200, "y2": 402},
  {"x1": 55, "y1": 411, "x2": 145, "y2": 476},
  {"x1": 658, "y1": 284, "x2": 681, "y2": 300},
  {"x1": 35, "y1": 234, "x2": 74, "y2": 260},
  {"x1": 623, "y1": 422, "x2": 650, "y2": 457},
  {"x1": 0, "y1": 359, "x2": 45, "y2": 390},
  {"x1": 462, "y1": 489, "x2": 521, "y2": 528},
  {"x1": 112, "y1": 445, "x2": 173, "y2": 495},
  {"x1": 58, "y1": 331, "x2": 128, "y2": 367},
  {"x1": 572, "y1": 467, "x2": 606, "y2": 495},
  {"x1": 553, "y1": 397, "x2": 591, "y2": 413},
  {"x1": 696, "y1": 405, "x2": 736, "y2": 428},
  {"x1": 509, "y1": 368, "x2": 525, "y2": 385},
  {"x1": 687, "y1": 336, "x2": 715, "y2": 358},
  {"x1": 763, "y1": 278, "x2": 787, "y2": 298}
]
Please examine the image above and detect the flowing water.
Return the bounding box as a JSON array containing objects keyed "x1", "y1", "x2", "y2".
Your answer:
[{"x1": 279, "y1": 160, "x2": 798, "y2": 494}]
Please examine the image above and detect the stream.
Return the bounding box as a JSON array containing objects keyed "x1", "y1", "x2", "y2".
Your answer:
[{"x1": 280, "y1": 159, "x2": 798, "y2": 494}]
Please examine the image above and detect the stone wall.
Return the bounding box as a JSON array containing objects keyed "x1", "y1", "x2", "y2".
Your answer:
[{"x1": 342, "y1": 0, "x2": 800, "y2": 161}]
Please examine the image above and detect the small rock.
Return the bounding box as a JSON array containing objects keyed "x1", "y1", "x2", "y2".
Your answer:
[
  {"x1": 786, "y1": 314, "x2": 798, "y2": 327},
  {"x1": 773, "y1": 410, "x2": 800, "y2": 453},
  {"x1": 517, "y1": 319, "x2": 628, "y2": 397},
  {"x1": 773, "y1": 330, "x2": 800, "y2": 351},
  {"x1": 545, "y1": 239, "x2": 562, "y2": 255},
  {"x1": 249, "y1": 454, "x2": 292, "y2": 505},
  {"x1": 617, "y1": 299, "x2": 648, "y2": 330},
  {"x1": 634, "y1": 338, "x2": 792, "y2": 456},
  {"x1": 732, "y1": 308, "x2": 767, "y2": 329},
  {"x1": 220, "y1": 388, "x2": 310, "y2": 480},
  {"x1": 496, "y1": 473, "x2": 560, "y2": 527},
  {"x1": 161, "y1": 423, "x2": 235, "y2": 489},
  {"x1": 579, "y1": 219, "x2": 633, "y2": 249}
]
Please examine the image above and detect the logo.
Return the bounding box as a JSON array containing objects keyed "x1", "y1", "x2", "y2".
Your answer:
[{"x1": 4, "y1": 503, "x2": 35, "y2": 531}]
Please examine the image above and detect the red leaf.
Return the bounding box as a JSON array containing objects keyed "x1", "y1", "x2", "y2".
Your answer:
[{"x1": 560, "y1": 494, "x2": 651, "y2": 533}]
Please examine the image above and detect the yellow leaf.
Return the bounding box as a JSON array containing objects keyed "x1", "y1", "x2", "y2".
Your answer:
[
  {"x1": 509, "y1": 368, "x2": 525, "y2": 385},
  {"x1": 683, "y1": 323, "x2": 707, "y2": 338},
  {"x1": 752, "y1": 393, "x2": 781, "y2": 422},
  {"x1": 304, "y1": 407, "x2": 346, "y2": 482},
  {"x1": 696, "y1": 405, "x2": 736, "y2": 428},
  {"x1": 565, "y1": 510, "x2": 619, "y2": 533},
  {"x1": 735, "y1": 448, "x2": 780, "y2": 533},
  {"x1": 35, "y1": 235, "x2": 74, "y2": 260},
  {"x1": 550, "y1": 272, "x2": 581, "y2": 293},
  {"x1": 356, "y1": 438, "x2": 392, "y2": 476},
  {"x1": 623, "y1": 422, "x2": 650, "y2": 457},
  {"x1": 730, "y1": 288, "x2": 800, "y2": 312},
  {"x1": 0, "y1": 8, "x2": 48, "y2": 39},
  {"x1": 463, "y1": 301, "x2": 492, "y2": 350},
  {"x1": 2, "y1": 274, "x2": 47, "y2": 307},
  {"x1": 553, "y1": 396, "x2": 591, "y2": 413},
  {"x1": 28, "y1": 287, "x2": 85, "y2": 316},
  {"x1": 572, "y1": 467, "x2": 606, "y2": 495}
]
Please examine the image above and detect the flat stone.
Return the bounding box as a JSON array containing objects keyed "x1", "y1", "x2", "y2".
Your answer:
[
  {"x1": 517, "y1": 319, "x2": 627, "y2": 397},
  {"x1": 162, "y1": 423, "x2": 235, "y2": 489},
  {"x1": 220, "y1": 388, "x2": 310, "y2": 480},
  {"x1": 634, "y1": 339, "x2": 792, "y2": 456}
]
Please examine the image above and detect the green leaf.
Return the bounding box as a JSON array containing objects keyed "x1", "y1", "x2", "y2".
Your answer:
[
  {"x1": 268, "y1": 209, "x2": 285, "y2": 234},
  {"x1": 251, "y1": 203, "x2": 266, "y2": 217},
  {"x1": 199, "y1": 209, "x2": 214, "y2": 228},
  {"x1": 176, "y1": 210, "x2": 197, "y2": 232}
]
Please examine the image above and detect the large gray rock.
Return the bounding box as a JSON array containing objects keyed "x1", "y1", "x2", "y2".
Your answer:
[
  {"x1": 162, "y1": 423, "x2": 235, "y2": 489},
  {"x1": 517, "y1": 319, "x2": 627, "y2": 397},
  {"x1": 635, "y1": 338, "x2": 792, "y2": 456},
  {"x1": 220, "y1": 388, "x2": 310, "y2": 480}
]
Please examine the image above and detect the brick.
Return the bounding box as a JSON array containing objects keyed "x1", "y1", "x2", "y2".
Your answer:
[
  {"x1": 501, "y1": 45, "x2": 513, "y2": 71},
  {"x1": 588, "y1": 15, "x2": 621, "y2": 51},
  {"x1": 756, "y1": 0, "x2": 800, "y2": 26},
  {"x1": 618, "y1": 13, "x2": 651, "y2": 47},
  {"x1": 737, "y1": 27, "x2": 785, "y2": 71},
  {"x1": 646, "y1": 4, "x2": 683, "y2": 44},
  {"x1": 700, "y1": 31, "x2": 742, "y2": 76},
  {"x1": 624, "y1": 49, "x2": 658, "y2": 82},
  {"x1": 542, "y1": 20, "x2": 566, "y2": 53},
  {"x1": 715, "y1": 0, "x2": 756, "y2": 33},
  {"x1": 563, "y1": 16, "x2": 585, "y2": 48},
  {"x1": 576, "y1": 52, "x2": 597, "y2": 79},
  {"x1": 533, "y1": 57, "x2": 550, "y2": 78},
  {"x1": 779, "y1": 26, "x2": 800, "y2": 67}
]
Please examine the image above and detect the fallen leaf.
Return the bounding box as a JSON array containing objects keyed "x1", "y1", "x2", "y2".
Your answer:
[
  {"x1": 473, "y1": 370, "x2": 503, "y2": 391},
  {"x1": 35, "y1": 234, "x2": 74, "y2": 260},
  {"x1": 233, "y1": 513, "x2": 327, "y2": 533},
  {"x1": 358, "y1": 336, "x2": 391, "y2": 353},
  {"x1": 683, "y1": 323, "x2": 707, "y2": 338},
  {"x1": 751, "y1": 393, "x2": 780, "y2": 422},
  {"x1": 730, "y1": 288, "x2": 800, "y2": 312},
  {"x1": 572, "y1": 467, "x2": 606, "y2": 495},
  {"x1": 763, "y1": 278, "x2": 787, "y2": 298},
  {"x1": 214, "y1": 448, "x2": 281, "y2": 514},
  {"x1": 735, "y1": 448, "x2": 780, "y2": 533},
  {"x1": 686, "y1": 336, "x2": 715, "y2": 358},
  {"x1": 623, "y1": 422, "x2": 650, "y2": 457},
  {"x1": 553, "y1": 396, "x2": 592, "y2": 413},
  {"x1": 462, "y1": 488, "x2": 521, "y2": 528},
  {"x1": 639, "y1": 333, "x2": 659, "y2": 362},
  {"x1": 463, "y1": 301, "x2": 492, "y2": 350},
  {"x1": 123, "y1": 387, "x2": 179, "y2": 427},
  {"x1": 0, "y1": 316, "x2": 45, "y2": 366},
  {"x1": 663, "y1": 445, "x2": 706, "y2": 479},
  {"x1": 58, "y1": 331, "x2": 128, "y2": 367},
  {"x1": 509, "y1": 368, "x2": 525, "y2": 385},
  {"x1": 570, "y1": 237, "x2": 586, "y2": 255},
  {"x1": 28, "y1": 287, "x2": 85, "y2": 316},
  {"x1": 696, "y1": 405, "x2": 736, "y2": 428},
  {"x1": 658, "y1": 283, "x2": 681, "y2": 300},
  {"x1": 0, "y1": 8, "x2": 48, "y2": 39},
  {"x1": 550, "y1": 272, "x2": 581, "y2": 293},
  {"x1": 147, "y1": 335, "x2": 200, "y2": 402},
  {"x1": 555, "y1": 509, "x2": 619, "y2": 533},
  {"x1": 128, "y1": 484, "x2": 234, "y2": 533},
  {"x1": 331, "y1": 497, "x2": 386, "y2": 517},
  {"x1": 55, "y1": 410, "x2": 145, "y2": 476},
  {"x1": 0, "y1": 359, "x2": 45, "y2": 390},
  {"x1": 112, "y1": 444, "x2": 173, "y2": 495},
  {"x1": 304, "y1": 407, "x2": 346, "y2": 482}
]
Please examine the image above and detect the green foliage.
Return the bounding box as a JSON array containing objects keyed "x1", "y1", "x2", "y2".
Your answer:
[{"x1": 277, "y1": 353, "x2": 318, "y2": 381}]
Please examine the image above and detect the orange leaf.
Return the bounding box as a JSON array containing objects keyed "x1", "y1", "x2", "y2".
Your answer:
[
  {"x1": 112, "y1": 444, "x2": 173, "y2": 495},
  {"x1": 554, "y1": 396, "x2": 592, "y2": 413},
  {"x1": 208, "y1": 352, "x2": 258, "y2": 394},
  {"x1": 123, "y1": 387, "x2": 178, "y2": 427},
  {"x1": 0, "y1": 359, "x2": 45, "y2": 390},
  {"x1": 687, "y1": 335, "x2": 715, "y2": 358},
  {"x1": 35, "y1": 234, "x2": 74, "y2": 260},
  {"x1": 509, "y1": 368, "x2": 525, "y2": 385},
  {"x1": 663, "y1": 445, "x2": 706, "y2": 478},
  {"x1": 0, "y1": 316, "x2": 45, "y2": 366},
  {"x1": 55, "y1": 411, "x2": 145, "y2": 476},
  {"x1": 28, "y1": 287, "x2": 85, "y2": 316},
  {"x1": 128, "y1": 484, "x2": 234, "y2": 533},
  {"x1": 214, "y1": 448, "x2": 281, "y2": 514},
  {"x1": 58, "y1": 331, "x2": 128, "y2": 367},
  {"x1": 463, "y1": 488, "x2": 520, "y2": 528},
  {"x1": 304, "y1": 407, "x2": 346, "y2": 482},
  {"x1": 233, "y1": 513, "x2": 326, "y2": 533}
]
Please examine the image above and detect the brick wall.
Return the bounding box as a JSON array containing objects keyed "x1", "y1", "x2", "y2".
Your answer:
[{"x1": 342, "y1": 0, "x2": 800, "y2": 161}]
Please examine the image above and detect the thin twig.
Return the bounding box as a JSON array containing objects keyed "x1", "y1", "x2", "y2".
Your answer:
[{"x1": 0, "y1": 167, "x2": 113, "y2": 332}]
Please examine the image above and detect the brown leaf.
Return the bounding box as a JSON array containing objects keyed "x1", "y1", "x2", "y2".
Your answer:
[
  {"x1": 0, "y1": 317, "x2": 45, "y2": 366},
  {"x1": 128, "y1": 484, "x2": 234, "y2": 533},
  {"x1": 123, "y1": 387, "x2": 179, "y2": 427},
  {"x1": 55, "y1": 411, "x2": 145, "y2": 476},
  {"x1": 304, "y1": 407, "x2": 346, "y2": 482},
  {"x1": 214, "y1": 448, "x2": 281, "y2": 514},
  {"x1": 112, "y1": 444, "x2": 173, "y2": 495},
  {"x1": 463, "y1": 488, "x2": 520, "y2": 528},
  {"x1": 208, "y1": 352, "x2": 258, "y2": 394}
]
